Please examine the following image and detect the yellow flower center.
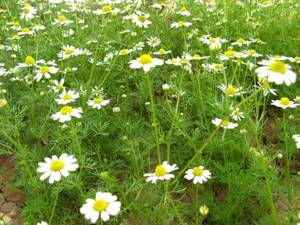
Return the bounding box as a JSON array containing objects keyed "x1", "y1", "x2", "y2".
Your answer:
[
  {"x1": 25, "y1": 56, "x2": 35, "y2": 65},
  {"x1": 180, "y1": 6, "x2": 187, "y2": 12},
  {"x1": 119, "y1": 49, "x2": 128, "y2": 55},
  {"x1": 221, "y1": 120, "x2": 229, "y2": 127},
  {"x1": 226, "y1": 85, "x2": 237, "y2": 95},
  {"x1": 237, "y1": 38, "x2": 245, "y2": 43},
  {"x1": 13, "y1": 21, "x2": 20, "y2": 26},
  {"x1": 63, "y1": 94, "x2": 72, "y2": 100},
  {"x1": 57, "y1": 84, "x2": 64, "y2": 90},
  {"x1": 23, "y1": 6, "x2": 30, "y2": 14},
  {"x1": 209, "y1": 37, "x2": 215, "y2": 43},
  {"x1": 193, "y1": 167, "x2": 203, "y2": 176},
  {"x1": 193, "y1": 54, "x2": 201, "y2": 60},
  {"x1": 58, "y1": 14, "x2": 66, "y2": 22},
  {"x1": 214, "y1": 63, "x2": 222, "y2": 69},
  {"x1": 139, "y1": 54, "x2": 153, "y2": 65},
  {"x1": 50, "y1": 160, "x2": 65, "y2": 171},
  {"x1": 102, "y1": 5, "x2": 113, "y2": 13},
  {"x1": 22, "y1": 27, "x2": 30, "y2": 32},
  {"x1": 295, "y1": 56, "x2": 300, "y2": 62},
  {"x1": 248, "y1": 49, "x2": 256, "y2": 54},
  {"x1": 224, "y1": 50, "x2": 235, "y2": 57},
  {"x1": 93, "y1": 97, "x2": 103, "y2": 104},
  {"x1": 269, "y1": 61, "x2": 287, "y2": 74},
  {"x1": 60, "y1": 106, "x2": 73, "y2": 115},
  {"x1": 159, "y1": 48, "x2": 166, "y2": 54},
  {"x1": 155, "y1": 165, "x2": 167, "y2": 177},
  {"x1": 178, "y1": 21, "x2": 185, "y2": 26},
  {"x1": 93, "y1": 199, "x2": 108, "y2": 212},
  {"x1": 138, "y1": 14, "x2": 146, "y2": 22},
  {"x1": 280, "y1": 97, "x2": 290, "y2": 106},
  {"x1": 41, "y1": 66, "x2": 50, "y2": 74},
  {"x1": 64, "y1": 48, "x2": 75, "y2": 55}
]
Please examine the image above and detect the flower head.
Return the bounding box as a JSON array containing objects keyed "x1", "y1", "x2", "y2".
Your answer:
[
  {"x1": 184, "y1": 166, "x2": 211, "y2": 184},
  {"x1": 144, "y1": 161, "x2": 178, "y2": 184}
]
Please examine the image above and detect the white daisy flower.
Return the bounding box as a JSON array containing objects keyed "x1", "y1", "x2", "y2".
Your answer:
[
  {"x1": 212, "y1": 118, "x2": 238, "y2": 129},
  {"x1": 20, "y1": 3, "x2": 36, "y2": 21},
  {"x1": 51, "y1": 106, "x2": 82, "y2": 123},
  {"x1": 231, "y1": 38, "x2": 251, "y2": 47},
  {"x1": 87, "y1": 97, "x2": 110, "y2": 109},
  {"x1": 220, "y1": 49, "x2": 246, "y2": 60},
  {"x1": 37, "y1": 154, "x2": 79, "y2": 184},
  {"x1": 244, "y1": 49, "x2": 262, "y2": 58},
  {"x1": 271, "y1": 97, "x2": 296, "y2": 109},
  {"x1": 184, "y1": 166, "x2": 212, "y2": 184},
  {"x1": 153, "y1": 48, "x2": 172, "y2": 55},
  {"x1": 55, "y1": 90, "x2": 80, "y2": 105},
  {"x1": 94, "y1": 5, "x2": 121, "y2": 15},
  {"x1": 202, "y1": 63, "x2": 225, "y2": 72},
  {"x1": 292, "y1": 134, "x2": 300, "y2": 149},
  {"x1": 144, "y1": 161, "x2": 178, "y2": 184},
  {"x1": 52, "y1": 79, "x2": 65, "y2": 92},
  {"x1": 230, "y1": 108, "x2": 245, "y2": 121},
  {"x1": 132, "y1": 11, "x2": 152, "y2": 28},
  {"x1": 57, "y1": 45, "x2": 81, "y2": 60},
  {"x1": 218, "y1": 84, "x2": 243, "y2": 97},
  {"x1": 18, "y1": 27, "x2": 35, "y2": 36},
  {"x1": 256, "y1": 60, "x2": 296, "y2": 86},
  {"x1": 129, "y1": 54, "x2": 164, "y2": 72},
  {"x1": 146, "y1": 37, "x2": 161, "y2": 47},
  {"x1": 52, "y1": 14, "x2": 74, "y2": 26},
  {"x1": 34, "y1": 63, "x2": 59, "y2": 81},
  {"x1": 80, "y1": 192, "x2": 121, "y2": 223},
  {"x1": 171, "y1": 20, "x2": 192, "y2": 28},
  {"x1": 176, "y1": 6, "x2": 191, "y2": 16}
]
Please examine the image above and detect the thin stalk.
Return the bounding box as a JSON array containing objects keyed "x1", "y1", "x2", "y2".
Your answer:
[
  {"x1": 49, "y1": 186, "x2": 61, "y2": 225},
  {"x1": 145, "y1": 74, "x2": 161, "y2": 163}
]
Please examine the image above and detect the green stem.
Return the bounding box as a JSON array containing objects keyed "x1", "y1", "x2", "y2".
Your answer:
[
  {"x1": 49, "y1": 186, "x2": 61, "y2": 225},
  {"x1": 145, "y1": 74, "x2": 161, "y2": 163},
  {"x1": 265, "y1": 175, "x2": 280, "y2": 225}
]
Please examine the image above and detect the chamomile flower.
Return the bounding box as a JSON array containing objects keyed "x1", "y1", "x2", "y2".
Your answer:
[
  {"x1": 51, "y1": 79, "x2": 65, "y2": 92},
  {"x1": 220, "y1": 49, "x2": 245, "y2": 60},
  {"x1": 94, "y1": 5, "x2": 121, "y2": 15},
  {"x1": 203, "y1": 63, "x2": 225, "y2": 72},
  {"x1": 184, "y1": 166, "x2": 212, "y2": 184},
  {"x1": 51, "y1": 106, "x2": 83, "y2": 123},
  {"x1": 256, "y1": 60, "x2": 296, "y2": 85},
  {"x1": 212, "y1": 118, "x2": 238, "y2": 129},
  {"x1": 80, "y1": 192, "x2": 121, "y2": 223},
  {"x1": 199, "y1": 35, "x2": 227, "y2": 51},
  {"x1": 146, "y1": 37, "x2": 161, "y2": 47},
  {"x1": 171, "y1": 20, "x2": 192, "y2": 28},
  {"x1": 218, "y1": 84, "x2": 243, "y2": 97},
  {"x1": 153, "y1": 48, "x2": 172, "y2": 55},
  {"x1": 176, "y1": 6, "x2": 191, "y2": 16},
  {"x1": 144, "y1": 161, "x2": 178, "y2": 184},
  {"x1": 55, "y1": 90, "x2": 80, "y2": 105},
  {"x1": 231, "y1": 38, "x2": 251, "y2": 46},
  {"x1": 230, "y1": 108, "x2": 245, "y2": 121},
  {"x1": 257, "y1": 78, "x2": 277, "y2": 96},
  {"x1": 87, "y1": 97, "x2": 110, "y2": 109},
  {"x1": 18, "y1": 27, "x2": 35, "y2": 36},
  {"x1": 292, "y1": 134, "x2": 300, "y2": 149},
  {"x1": 132, "y1": 11, "x2": 152, "y2": 28},
  {"x1": 17, "y1": 56, "x2": 36, "y2": 68},
  {"x1": 244, "y1": 49, "x2": 262, "y2": 58},
  {"x1": 129, "y1": 54, "x2": 163, "y2": 72},
  {"x1": 58, "y1": 45, "x2": 80, "y2": 60},
  {"x1": 52, "y1": 14, "x2": 74, "y2": 26},
  {"x1": 117, "y1": 48, "x2": 133, "y2": 56},
  {"x1": 37, "y1": 154, "x2": 79, "y2": 184},
  {"x1": 34, "y1": 63, "x2": 59, "y2": 81},
  {"x1": 271, "y1": 97, "x2": 296, "y2": 109},
  {"x1": 20, "y1": 3, "x2": 36, "y2": 21}
]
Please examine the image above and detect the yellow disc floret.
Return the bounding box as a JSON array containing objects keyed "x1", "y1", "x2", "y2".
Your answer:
[
  {"x1": 139, "y1": 54, "x2": 153, "y2": 65},
  {"x1": 93, "y1": 199, "x2": 108, "y2": 212},
  {"x1": 280, "y1": 97, "x2": 290, "y2": 106},
  {"x1": 60, "y1": 106, "x2": 73, "y2": 115},
  {"x1": 155, "y1": 165, "x2": 167, "y2": 177},
  {"x1": 269, "y1": 61, "x2": 287, "y2": 74},
  {"x1": 50, "y1": 160, "x2": 65, "y2": 171},
  {"x1": 193, "y1": 167, "x2": 203, "y2": 176}
]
